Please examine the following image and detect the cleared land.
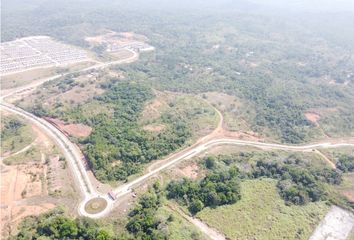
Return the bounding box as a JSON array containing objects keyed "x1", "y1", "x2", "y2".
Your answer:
[
  {"x1": 0, "y1": 111, "x2": 78, "y2": 238},
  {"x1": 197, "y1": 179, "x2": 330, "y2": 240},
  {"x1": 0, "y1": 61, "x2": 95, "y2": 90},
  {"x1": 86, "y1": 31, "x2": 154, "y2": 54},
  {"x1": 309, "y1": 206, "x2": 354, "y2": 240}
]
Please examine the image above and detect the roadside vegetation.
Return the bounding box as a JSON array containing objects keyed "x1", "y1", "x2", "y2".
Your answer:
[
  {"x1": 82, "y1": 82, "x2": 191, "y2": 182},
  {"x1": 179, "y1": 152, "x2": 351, "y2": 240}
]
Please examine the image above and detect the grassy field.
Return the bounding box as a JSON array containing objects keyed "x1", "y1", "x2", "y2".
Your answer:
[
  {"x1": 140, "y1": 92, "x2": 219, "y2": 141},
  {"x1": 3, "y1": 146, "x2": 41, "y2": 165},
  {"x1": 1, "y1": 113, "x2": 35, "y2": 156},
  {"x1": 1, "y1": 61, "x2": 96, "y2": 90},
  {"x1": 0, "y1": 67, "x2": 57, "y2": 89},
  {"x1": 197, "y1": 179, "x2": 330, "y2": 240},
  {"x1": 199, "y1": 146, "x2": 329, "y2": 172}
]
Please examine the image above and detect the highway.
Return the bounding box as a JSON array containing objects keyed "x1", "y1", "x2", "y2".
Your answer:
[{"x1": 1, "y1": 48, "x2": 354, "y2": 218}]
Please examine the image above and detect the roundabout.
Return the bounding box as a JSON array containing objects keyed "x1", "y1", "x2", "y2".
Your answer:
[
  {"x1": 78, "y1": 194, "x2": 113, "y2": 218},
  {"x1": 84, "y1": 197, "x2": 108, "y2": 214}
]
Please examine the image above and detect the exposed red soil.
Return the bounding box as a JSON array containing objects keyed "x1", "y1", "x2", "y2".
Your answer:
[
  {"x1": 305, "y1": 112, "x2": 321, "y2": 125},
  {"x1": 342, "y1": 191, "x2": 354, "y2": 202},
  {"x1": 44, "y1": 117, "x2": 92, "y2": 138},
  {"x1": 179, "y1": 163, "x2": 199, "y2": 179}
]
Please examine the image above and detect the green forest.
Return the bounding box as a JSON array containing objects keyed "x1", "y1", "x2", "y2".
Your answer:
[
  {"x1": 167, "y1": 168, "x2": 241, "y2": 214},
  {"x1": 2, "y1": 1, "x2": 354, "y2": 239},
  {"x1": 3, "y1": 0, "x2": 354, "y2": 144},
  {"x1": 81, "y1": 83, "x2": 191, "y2": 182}
]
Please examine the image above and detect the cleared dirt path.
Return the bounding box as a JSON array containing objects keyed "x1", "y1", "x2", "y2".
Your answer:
[
  {"x1": 309, "y1": 206, "x2": 354, "y2": 240},
  {"x1": 167, "y1": 204, "x2": 226, "y2": 240},
  {"x1": 0, "y1": 140, "x2": 36, "y2": 161},
  {"x1": 314, "y1": 149, "x2": 336, "y2": 169}
]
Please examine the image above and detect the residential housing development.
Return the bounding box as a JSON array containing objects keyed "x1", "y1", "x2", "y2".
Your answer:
[{"x1": 0, "y1": 36, "x2": 89, "y2": 75}]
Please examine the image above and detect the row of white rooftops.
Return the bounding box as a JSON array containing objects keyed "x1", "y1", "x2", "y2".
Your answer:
[{"x1": 0, "y1": 36, "x2": 89, "y2": 75}]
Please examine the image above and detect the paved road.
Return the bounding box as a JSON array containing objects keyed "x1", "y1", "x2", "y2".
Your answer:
[
  {"x1": 4, "y1": 99, "x2": 353, "y2": 218},
  {"x1": 0, "y1": 49, "x2": 138, "y2": 100},
  {"x1": 112, "y1": 138, "x2": 354, "y2": 197},
  {"x1": 0, "y1": 50, "x2": 138, "y2": 218},
  {"x1": 1, "y1": 102, "x2": 114, "y2": 218},
  {"x1": 1, "y1": 102, "x2": 94, "y2": 197},
  {"x1": 2, "y1": 48, "x2": 354, "y2": 218}
]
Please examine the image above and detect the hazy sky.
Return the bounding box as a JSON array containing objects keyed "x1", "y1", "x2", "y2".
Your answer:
[{"x1": 248, "y1": 0, "x2": 354, "y2": 12}]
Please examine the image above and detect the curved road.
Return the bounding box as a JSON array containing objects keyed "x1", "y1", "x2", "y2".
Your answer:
[
  {"x1": 1, "y1": 49, "x2": 354, "y2": 218},
  {"x1": 2, "y1": 102, "x2": 354, "y2": 218},
  {"x1": 0, "y1": 49, "x2": 138, "y2": 100}
]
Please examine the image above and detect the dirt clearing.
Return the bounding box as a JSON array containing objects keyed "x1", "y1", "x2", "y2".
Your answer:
[
  {"x1": 1, "y1": 121, "x2": 78, "y2": 238},
  {"x1": 309, "y1": 206, "x2": 354, "y2": 240},
  {"x1": 143, "y1": 124, "x2": 165, "y2": 133},
  {"x1": 178, "y1": 163, "x2": 199, "y2": 179},
  {"x1": 44, "y1": 117, "x2": 92, "y2": 138},
  {"x1": 305, "y1": 112, "x2": 321, "y2": 125}
]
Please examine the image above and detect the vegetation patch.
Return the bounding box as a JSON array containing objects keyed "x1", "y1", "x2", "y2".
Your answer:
[
  {"x1": 140, "y1": 92, "x2": 219, "y2": 140},
  {"x1": 12, "y1": 183, "x2": 208, "y2": 240},
  {"x1": 10, "y1": 208, "x2": 118, "y2": 240},
  {"x1": 19, "y1": 75, "x2": 217, "y2": 183},
  {"x1": 1, "y1": 115, "x2": 35, "y2": 156},
  {"x1": 335, "y1": 154, "x2": 354, "y2": 173},
  {"x1": 82, "y1": 82, "x2": 192, "y2": 182},
  {"x1": 167, "y1": 168, "x2": 241, "y2": 214},
  {"x1": 251, "y1": 160, "x2": 342, "y2": 205},
  {"x1": 3, "y1": 146, "x2": 41, "y2": 165}
]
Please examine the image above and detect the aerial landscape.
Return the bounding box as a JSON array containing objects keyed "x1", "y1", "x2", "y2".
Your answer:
[{"x1": 1, "y1": 0, "x2": 354, "y2": 239}]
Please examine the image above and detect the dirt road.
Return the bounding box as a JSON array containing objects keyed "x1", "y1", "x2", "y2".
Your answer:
[{"x1": 167, "y1": 204, "x2": 226, "y2": 240}]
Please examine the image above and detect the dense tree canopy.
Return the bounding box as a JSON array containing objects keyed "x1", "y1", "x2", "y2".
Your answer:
[
  {"x1": 167, "y1": 168, "x2": 241, "y2": 214},
  {"x1": 10, "y1": 209, "x2": 120, "y2": 240},
  {"x1": 336, "y1": 154, "x2": 354, "y2": 172},
  {"x1": 251, "y1": 160, "x2": 342, "y2": 205},
  {"x1": 81, "y1": 82, "x2": 191, "y2": 182}
]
